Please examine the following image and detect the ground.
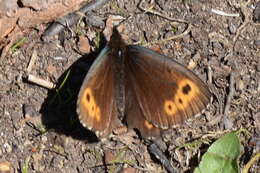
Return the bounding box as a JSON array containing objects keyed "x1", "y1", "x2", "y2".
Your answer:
[{"x1": 0, "y1": 0, "x2": 259, "y2": 173}]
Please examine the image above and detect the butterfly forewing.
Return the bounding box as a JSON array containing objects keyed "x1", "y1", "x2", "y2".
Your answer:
[
  {"x1": 77, "y1": 47, "x2": 120, "y2": 137},
  {"x1": 124, "y1": 45, "x2": 211, "y2": 130}
]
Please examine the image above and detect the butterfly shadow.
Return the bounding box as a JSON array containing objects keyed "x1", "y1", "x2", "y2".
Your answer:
[{"x1": 39, "y1": 45, "x2": 107, "y2": 143}]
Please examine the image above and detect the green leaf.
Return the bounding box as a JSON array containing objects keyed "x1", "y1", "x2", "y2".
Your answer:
[
  {"x1": 22, "y1": 156, "x2": 30, "y2": 173},
  {"x1": 194, "y1": 132, "x2": 241, "y2": 173},
  {"x1": 11, "y1": 37, "x2": 27, "y2": 53}
]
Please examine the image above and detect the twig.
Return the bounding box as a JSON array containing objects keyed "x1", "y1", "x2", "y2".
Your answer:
[
  {"x1": 27, "y1": 74, "x2": 56, "y2": 89},
  {"x1": 86, "y1": 162, "x2": 150, "y2": 171},
  {"x1": 148, "y1": 143, "x2": 179, "y2": 173},
  {"x1": 143, "y1": 24, "x2": 192, "y2": 46},
  {"x1": 27, "y1": 49, "x2": 38, "y2": 72},
  {"x1": 42, "y1": 0, "x2": 110, "y2": 39},
  {"x1": 224, "y1": 72, "x2": 235, "y2": 116},
  {"x1": 208, "y1": 32, "x2": 231, "y2": 48},
  {"x1": 207, "y1": 66, "x2": 212, "y2": 84},
  {"x1": 210, "y1": 8, "x2": 240, "y2": 17},
  {"x1": 233, "y1": 0, "x2": 252, "y2": 50},
  {"x1": 242, "y1": 152, "x2": 260, "y2": 173},
  {"x1": 138, "y1": 0, "x2": 192, "y2": 46},
  {"x1": 139, "y1": 0, "x2": 188, "y2": 24},
  {"x1": 223, "y1": 72, "x2": 235, "y2": 129}
]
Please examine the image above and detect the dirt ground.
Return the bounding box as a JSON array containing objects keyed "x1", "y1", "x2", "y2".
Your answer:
[{"x1": 0, "y1": 0, "x2": 259, "y2": 173}]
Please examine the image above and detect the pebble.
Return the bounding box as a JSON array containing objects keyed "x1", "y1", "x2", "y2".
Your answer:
[
  {"x1": 104, "y1": 150, "x2": 115, "y2": 164},
  {"x1": 254, "y1": 40, "x2": 260, "y2": 48},
  {"x1": 0, "y1": 0, "x2": 18, "y2": 17},
  {"x1": 3, "y1": 143, "x2": 12, "y2": 153},
  {"x1": 0, "y1": 161, "x2": 11, "y2": 172},
  {"x1": 253, "y1": 112, "x2": 260, "y2": 132},
  {"x1": 257, "y1": 59, "x2": 260, "y2": 72},
  {"x1": 253, "y1": 1, "x2": 260, "y2": 22},
  {"x1": 41, "y1": 136, "x2": 48, "y2": 143},
  {"x1": 23, "y1": 104, "x2": 37, "y2": 118},
  {"x1": 236, "y1": 78, "x2": 244, "y2": 91},
  {"x1": 228, "y1": 22, "x2": 237, "y2": 34},
  {"x1": 85, "y1": 14, "x2": 105, "y2": 28},
  {"x1": 77, "y1": 35, "x2": 91, "y2": 54}
]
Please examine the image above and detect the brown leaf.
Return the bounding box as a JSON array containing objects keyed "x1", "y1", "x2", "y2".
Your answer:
[{"x1": 78, "y1": 35, "x2": 90, "y2": 54}]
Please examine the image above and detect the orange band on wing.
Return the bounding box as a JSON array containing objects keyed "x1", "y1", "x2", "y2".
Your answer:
[
  {"x1": 81, "y1": 88, "x2": 101, "y2": 122},
  {"x1": 174, "y1": 79, "x2": 200, "y2": 110},
  {"x1": 163, "y1": 79, "x2": 201, "y2": 116},
  {"x1": 164, "y1": 100, "x2": 177, "y2": 116},
  {"x1": 144, "y1": 120, "x2": 154, "y2": 129}
]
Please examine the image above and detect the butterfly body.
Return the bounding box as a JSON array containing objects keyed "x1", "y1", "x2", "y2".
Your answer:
[{"x1": 77, "y1": 29, "x2": 211, "y2": 139}]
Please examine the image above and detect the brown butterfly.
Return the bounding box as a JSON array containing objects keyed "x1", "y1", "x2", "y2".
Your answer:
[{"x1": 77, "y1": 28, "x2": 211, "y2": 139}]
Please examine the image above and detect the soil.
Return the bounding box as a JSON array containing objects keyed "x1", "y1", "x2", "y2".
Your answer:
[{"x1": 0, "y1": 0, "x2": 259, "y2": 173}]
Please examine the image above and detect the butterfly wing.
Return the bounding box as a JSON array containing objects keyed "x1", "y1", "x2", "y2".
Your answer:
[
  {"x1": 125, "y1": 45, "x2": 211, "y2": 133},
  {"x1": 125, "y1": 82, "x2": 162, "y2": 138},
  {"x1": 77, "y1": 46, "x2": 120, "y2": 138}
]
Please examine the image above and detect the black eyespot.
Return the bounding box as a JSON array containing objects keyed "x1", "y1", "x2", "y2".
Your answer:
[
  {"x1": 179, "y1": 99, "x2": 183, "y2": 104},
  {"x1": 86, "y1": 94, "x2": 90, "y2": 102},
  {"x1": 182, "y1": 84, "x2": 191, "y2": 95}
]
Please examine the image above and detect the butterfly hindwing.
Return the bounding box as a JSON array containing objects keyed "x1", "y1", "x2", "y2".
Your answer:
[{"x1": 125, "y1": 80, "x2": 162, "y2": 138}]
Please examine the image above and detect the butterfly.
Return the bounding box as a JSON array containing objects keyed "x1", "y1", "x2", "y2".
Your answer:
[{"x1": 77, "y1": 28, "x2": 211, "y2": 139}]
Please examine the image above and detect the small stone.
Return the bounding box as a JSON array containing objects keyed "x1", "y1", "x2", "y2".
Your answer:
[
  {"x1": 20, "y1": 0, "x2": 56, "y2": 10},
  {"x1": 24, "y1": 140, "x2": 32, "y2": 147},
  {"x1": 3, "y1": 143, "x2": 12, "y2": 153},
  {"x1": 0, "y1": 161, "x2": 12, "y2": 172},
  {"x1": 23, "y1": 104, "x2": 37, "y2": 118},
  {"x1": 253, "y1": 112, "x2": 260, "y2": 132},
  {"x1": 85, "y1": 14, "x2": 105, "y2": 28},
  {"x1": 254, "y1": 40, "x2": 260, "y2": 48},
  {"x1": 104, "y1": 150, "x2": 115, "y2": 164},
  {"x1": 41, "y1": 136, "x2": 48, "y2": 143},
  {"x1": 212, "y1": 41, "x2": 223, "y2": 52},
  {"x1": 192, "y1": 52, "x2": 201, "y2": 61},
  {"x1": 77, "y1": 35, "x2": 91, "y2": 54},
  {"x1": 228, "y1": 22, "x2": 237, "y2": 34},
  {"x1": 86, "y1": 29, "x2": 97, "y2": 41},
  {"x1": 256, "y1": 138, "x2": 260, "y2": 152},
  {"x1": 188, "y1": 59, "x2": 196, "y2": 70},
  {"x1": 253, "y1": 1, "x2": 260, "y2": 22},
  {"x1": 46, "y1": 64, "x2": 56, "y2": 74},
  {"x1": 236, "y1": 78, "x2": 244, "y2": 91},
  {"x1": 222, "y1": 115, "x2": 233, "y2": 130},
  {"x1": 0, "y1": 0, "x2": 18, "y2": 17},
  {"x1": 257, "y1": 59, "x2": 260, "y2": 72},
  {"x1": 53, "y1": 56, "x2": 67, "y2": 61},
  {"x1": 32, "y1": 153, "x2": 43, "y2": 171},
  {"x1": 79, "y1": 21, "x2": 85, "y2": 28},
  {"x1": 190, "y1": 3, "x2": 200, "y2": 13}
]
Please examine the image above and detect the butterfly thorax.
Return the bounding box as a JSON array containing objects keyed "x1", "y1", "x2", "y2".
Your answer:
[
  {"x1": 106, "y1": 29, "x2": 127, "y2": 122},
  {"x1": 108, "y1": 28, "x2": 127, "y2": 53}
]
